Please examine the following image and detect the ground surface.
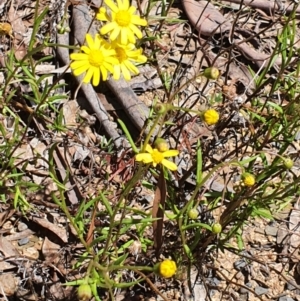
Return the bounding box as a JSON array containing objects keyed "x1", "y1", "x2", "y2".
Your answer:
[{"x1": 1, "y1": 0, "x2": 300, "y2": 301}]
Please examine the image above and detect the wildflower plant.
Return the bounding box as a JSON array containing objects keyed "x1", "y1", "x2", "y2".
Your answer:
[{"x1": 70, "y1": 0, "x2": 148, "y2": 85}]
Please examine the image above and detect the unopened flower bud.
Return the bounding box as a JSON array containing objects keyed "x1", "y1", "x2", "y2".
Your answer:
[
  {"x1": 78, "y1": 284, "x2": 92, "y2": 301},
  {"x1": 202, "y1": 67, "x2": 220, "y2": 80},
  {"x1": 188, "y1": 208, "x2": 199, "y2": 219},
  {"x1": 283, "y1": 157, "x2": 293, "y2": 169},
  {"x1": 202, "y1": 109, "x2": 219, "y2": 125},
  {"x1": 211, "y1": 223, "x2": 222, "y2": 234},
  {"x1": 154, "y1": 259, "x2": 177, "y2": 278},
  {"x1": 154, "y1": 103, "x2": 171, "y2": 115},
  {"x1": 154, "y1": 138, "x2": 169, "y2": 152},
  {"x1": 242, "y1": 173, "x2": 255, "y2": 187}
]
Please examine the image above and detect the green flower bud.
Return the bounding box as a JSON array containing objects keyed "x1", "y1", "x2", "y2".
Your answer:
[
  {"x1": 283, "y1": 157, "x2": 293, "y2": 169},
  {"x1": 202, "y1": 67, "x2": 220, "y2": 80},
  {"x1": 78, "y1": 284, "x2": 92, "y2": 301},
  {"x1": 211, "y1": 223, "x2": 222, "y2": 234},
  {"x1": 188, "y1": 208, "x2": 199, "y2": 219},
  {"x1": 154, "y1": 138, "x2": 169, "y2": 152},
  {"x1": 154, "y1": 103, "x2": 171, "y2": 115}
]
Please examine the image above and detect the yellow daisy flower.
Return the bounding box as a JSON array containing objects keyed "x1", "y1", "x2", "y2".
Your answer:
[
  {"x1": 135, "y1": 144, "x2": 179, "y2": 171},
  {"x1": 70, "y1": 33, "x2": 118, "y2": 86},
  {"x1": 110, "y1": 41, "x2": 147, "y2": 80},
  {"x1": 97, "y1": 0, "x2": 147, "y2": 45}
]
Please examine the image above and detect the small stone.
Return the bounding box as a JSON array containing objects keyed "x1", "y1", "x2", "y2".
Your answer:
[
  {"x1": 279, "y1": 296, "x2": 295, "y2": 301},
  {"x1": 287, "y1": 280, "x2": 297, "y2": 290},
  {"x1": 17, "y1": 222, "x2": 28, "y2": 232},
  {"x1": 239, "y1": 293, "x2": 248, "y2": 301},
  {"x1": 255, "y1": 286, "x2": 269, "y2": 296},
  {"x1": 240, "y1": 282, "x2": 252, "y2": 294},
  {"x1": 234, "y1": 259, "x2": 247, "y2": 271},
  {"x1": 18, "y1": 237, "x2": 29, "y2": 246},
  {"x1": 21, "y1": 247, "x2": 39, "y2": 259},
  {"x1": 265, "y1": 225, "x2": 278, "y2": 236}
]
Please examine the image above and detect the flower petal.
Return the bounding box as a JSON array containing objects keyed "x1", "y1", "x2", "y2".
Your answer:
[
  {"x1": 104, "y1": 0, "x2": 119, "y2": 13},
  {"x1": 83, "y1": 67, "x2": 94, "y2": 83},
  {"x1": 91, "y1": 67, "x2": 100, "y2": 86},
  {"x1": 109, "y1": 26, "x2": 121, "y2": 41},
  {"x1": 113, "y1": 65, "x2": 121, "y2": 80},
  {"x1": 85, "y1": 34, "x2": 95, "y2": 49},
  {"x1": 163, "y1": 150, "x2": 179, "y2": 157},
  {"x1": 131, "y1": 15, "x2": 147, "y2": 26},
  {"x1": 80, "y1": 46, "x2": 91, "y2": 54},
  {"x1": 120, "y1": 28, "x2": 129, "y2": 45},
  {"x1": 73, "y1": 64, "x2": 89, "y2": 76},
  {"x1": 100, "y1": 22, "x2": 117, "y2": 35},
  {"x1": 121, "y1": 63, "x2": 131, "y2": 81},
  {"x1": 145, "y1": 144, "x2": 153, "y2": 154},
  {"x1": 100, "y1": 66, "x2": 108, "y2": 81},
  {"x1": 96, "y1": 7, "x2": 109, "y2": 21},
  {"x1": 136, "y1": 153, "x2": 152, "y2": 163},
  {"x1": 70, "y1": 60, "x2": 89, "y2": 70},
  {"x1": 128, "y1": 6, "x2": 136, "y2": 14},
  {"x1": 70, "y1": 53, "x2": 89, "y2": 61},
  {"x1": 124, "y1": 60, "x2": 139, "y2": 74},
  {"x1": 102, "y1": 61, "x2": 115, "y2": 73},
  {"x1": 161, "y1": 159, "x2": 177, "y2": 171},
  {"x1": 128, "y1": 23, "x2": 143, "y2": 39}
]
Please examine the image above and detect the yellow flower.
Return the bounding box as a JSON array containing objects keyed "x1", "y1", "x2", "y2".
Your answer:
[
  {"x1": 135, "y1": 144, "x2": 179, "y2": 171},
  {"x1": 158, "y1": 260, "x2": 177, "y2": 278},
  {"x1": 203, "y1": 109, "x2": 219, "y2": 125},
  {"x1": 242, "y1": 173, "x2": 255, "y2": 187},
  {"x1": 97, "y1": 0, "x2": 147, "y2": 45},
  {"x1": 110, "y1": 41, "x2": 147, "y2": 80},
  {"x1": 70, "y1": 34, "x2": 118, "y2": 86}
]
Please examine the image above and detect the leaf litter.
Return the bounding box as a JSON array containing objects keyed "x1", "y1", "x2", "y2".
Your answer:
[{"x1": 0, "y1": 0, "x2": 300, "y2": 300}]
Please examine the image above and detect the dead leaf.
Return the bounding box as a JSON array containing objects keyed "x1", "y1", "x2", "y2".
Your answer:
[
  {"x1": 31, "y1": 217, "x2": 68, "y2": 243},
  {"x1": 42, "y1": 237, "x2": 61, "y2": 264},
  {"x1": 0, "y1": 273, "x2": 17, "y2": 296},
  {"x1": 182, "y1": 0, "x2": 231, "y2": 35},
  {"x1": 0, "y1": 209, "x2": 15, "y2": 228},
  {"x1": 0, "y1": 236, "x2": 20, "y2": 257},
  {"x1": 289, "y1": 202, "x2": 300, "y2": 249},
  {"x1": 152, "y1": 169, "x2": 166, "y2": 258}
]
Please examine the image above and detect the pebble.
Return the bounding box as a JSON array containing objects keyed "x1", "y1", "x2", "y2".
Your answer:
[
  {"x1": 239, "y1": 293, "x2": 248, "y2": 301},
  {"x1": 287, "y1": 280, "x2": 298, "y2": 291},
  {"x1": 234, "y1": 259, "x2": 247, "y2": 271},
  {"x1": 240, "y1": 282, "x2": 252, "y2": 294},
  {"x1": 279, "y1": 296, "x2": 295, "y2": 301},
  {"x1": 265, "y1": 225, "x2": 278, "y2": 236},
  {"x1": 21, "y1": 247, "x2": 39, "y2": 259},
  {"x1": 255, "y1": 286, "x2": 269, "y2": 296},
  {"x1": 17, "y1": 222, "x2": 28, "y2": 232},
  {"x1": 18, "y1": 237, "x2": 29, "y2": 246}
]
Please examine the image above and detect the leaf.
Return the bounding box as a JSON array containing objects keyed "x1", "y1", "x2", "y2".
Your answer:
[{"x1": 152, "y1": 168, "x2": 166, "y2": 258}]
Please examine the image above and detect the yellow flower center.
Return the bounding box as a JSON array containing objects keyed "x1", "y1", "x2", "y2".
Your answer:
[
  {"x1": 88, "y1": 50, "x2": 104, "y2": 67},
  {"x1": 116, "y1": 10, "x2": 131, "y2": 26},
  {"x1": 151, "y1": 149, "x2": 163, "y2": 164},
  {"x1": 115, "y1": 47, "x2": 128, "y2": 62}
]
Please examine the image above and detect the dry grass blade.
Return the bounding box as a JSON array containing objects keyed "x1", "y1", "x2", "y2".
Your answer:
[{"x1": 152, "y1": 169, "x2": 166, "y2": 258}]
